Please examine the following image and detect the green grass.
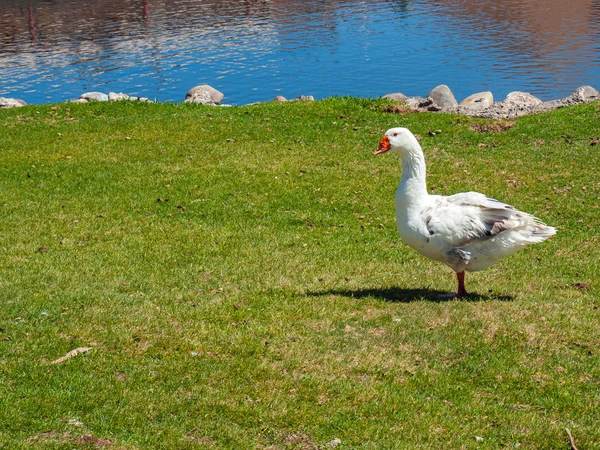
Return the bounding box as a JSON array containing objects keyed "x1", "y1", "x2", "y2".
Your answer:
[{"x1": 1, "y1": 98, "x2": 599, "y2": 449}]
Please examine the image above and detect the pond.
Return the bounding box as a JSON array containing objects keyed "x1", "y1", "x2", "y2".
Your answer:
[{"x1": 1, "y1": 0, "x2": 600, "y2": 105}]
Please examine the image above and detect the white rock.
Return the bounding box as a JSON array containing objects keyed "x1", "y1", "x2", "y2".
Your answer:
[
  {"x1": 504, "y1": 91, "x2": 542, "y2": 106},
  {"x1": 108, "y1": 92, "x2": 130, "y2": 101},
  {"x1": 272, "y1": 95, "x2": 287, "y2": 102},
  {"x1": 460, "y1": 91, "x2": 493, "y2": 110},
  {"x1": 0, "y1": 97, "x2": 27, "y2": 108},
  {"x1": 184, "y1": 85, "x2": 224, "y2": 105},
  {"x1": 382, "y1": 92, "x2": 407, "y2": 103},
  {"x1": 572, "y1": 85, "x2": 599, "y2": 102},
  {"x1": 404, "y1": 96, "x2": 428, "y2": 109},
  {"x1": 80, "y1": 92, "x2": 109, "y2": 102},
  {"x1": 404, "y1": 96, "x2": 441, "y2": 111}
]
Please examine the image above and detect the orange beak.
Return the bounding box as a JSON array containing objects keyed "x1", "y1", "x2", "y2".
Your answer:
[{"x1": 373, "y1": 135, "x2": 391, "y2": 156}]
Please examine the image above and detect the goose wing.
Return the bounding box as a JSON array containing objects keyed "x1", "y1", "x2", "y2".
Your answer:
[{"x1": 422, "y1": 192, "x2": 529, "y2": 248}]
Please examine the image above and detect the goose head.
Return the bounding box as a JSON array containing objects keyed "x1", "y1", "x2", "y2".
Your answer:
[{"x1": 373, "y1": 127, "x2": 421, "y2": 156}]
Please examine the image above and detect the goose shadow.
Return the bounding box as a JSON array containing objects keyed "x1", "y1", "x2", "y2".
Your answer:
[{"x1": 303, "y1": 287, "x2": 514, "y2": 303}]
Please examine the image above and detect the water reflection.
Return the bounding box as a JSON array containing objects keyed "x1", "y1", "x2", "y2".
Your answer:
[{"x1": 0, "y1": 0, "x2": 599, "y2": 104}]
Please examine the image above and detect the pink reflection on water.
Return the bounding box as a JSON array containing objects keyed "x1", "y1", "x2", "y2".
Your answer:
[
  {"x1": 27, "y1": 3, "x2": 37, "y2": 45},
  {"x1": 142, "y1": 0, "x2": 150, "y2": 27}
]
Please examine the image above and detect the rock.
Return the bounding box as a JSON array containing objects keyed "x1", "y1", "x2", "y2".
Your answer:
[
  {"x1": 184, "y1": 85, "x2": 224, "y2": 105},
  {"x1": 272, "y1": 96, "x2": 287, "y2": 102},
  {"x1": 464, "y1": 86, "x2": 598, "y2": 119},
  {"x1": 404, "y1": 96, "x2": 441, "y2": 111},
  {"x1": 504, "y1": 91, "x2": 542, "y2": 106},
  {"x1": 468, "y1": 91, "x2": 542, "y2": 119},
  {"x1": 108, "y1": 92, "x2": 130, "y2": 101},
  {"x1": 571, "y1": 85, "x2": 599, "y2": 102},
  {"x1": 0, "y1": 97, "x2": 27, "y2": 108},
  {"x1": 382, "y1": 92, "x2": 407, "y2": 103},
  {"x1": 427, "y1": 84, "x2": 458, "y2": 109},
  {"x1": 296, "y1": 95, "x2": 314, "y2": 101},
  {"x1": 394, "y1": 84, "x2": 597, "y2": 120},
  {"x1": 404, "y1": 96, "x2": 426, "y2": 109},
  {"x1": 80, "y1": 92, "x2": 108, "y2": 102},
  {"x1": 459, "y1": 91, "x2": 493, "y2": 110},
  {"x1": 530, "y1": 85, "x2": 600, "y2": 114},
  {"x1": 68, "y1": 99, "x2": 89, "y2": 104}
]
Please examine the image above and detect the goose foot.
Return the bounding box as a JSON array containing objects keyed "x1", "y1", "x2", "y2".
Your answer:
[{"x1": 438, "y1": 272, "x2": 468, "y2": 298}]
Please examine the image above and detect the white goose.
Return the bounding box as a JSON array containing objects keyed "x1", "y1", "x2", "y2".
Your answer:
[{"x1": 374, "y1": 127, "x2": 556, "y2": 297}]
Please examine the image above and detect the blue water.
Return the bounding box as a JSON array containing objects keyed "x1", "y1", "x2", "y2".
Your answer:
[{"x1": 1, "y1": 0, "x2": 599, "y2": 105}]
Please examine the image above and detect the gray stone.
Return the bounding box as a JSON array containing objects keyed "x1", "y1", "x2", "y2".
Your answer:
[
  {"x1": 467, "y1": 91, "x2": 543, "y2": 119},
  {"x1": 571, "y1": 85, "x2": 599, "y2": 102},
  {"x1": 404, "y1": 96, "x2": 442, "y2": 111},
  {"x1": 0, "y1": 97, "x2": 26, "y2": 108},
  {"x1": 80, "y1": 92, "x2": 109, "y2": 102},
  {"x1": 530, "y1": 85, "x2": 600, "y2": 115},
  {"x1": 459, "y1": 91, "x2": 493, "y2": 110},
  {"x1": 382, "y1": 92, "x2": 407, "y2": 103},
  {"x1": 397, "y1": 85, "x2": 598, "y2": 120},
  {"x1": 108, "y1": 92, "x2": 130, "y2": 101},
  {"x1": 472, "y1": 102, "x2": 531, "y2": 119},
  {"x1": 272, "y1": 96, "x2": 287, "y2": 102},
  {"x1": 504, "y1": 91, "x2": 542, "y2": 106},
  {"x1": 184, "y1": 85, "x2": 224, "y2": 105},
  {"x1": 472, "y1": 87, "x2": 598, "y2": 119},
  {"x1": 404, "y1": 96, "x2": 426, "y2": 109},
  {"x1": 296, "y1": 95, "x2": 314, "y2": 101},
  {"x1": 68, "y1": 98, "x2": 89, "y2": 104},
  {"x1": 427, "y1": 84, "x2": 458, "y2": 109}
]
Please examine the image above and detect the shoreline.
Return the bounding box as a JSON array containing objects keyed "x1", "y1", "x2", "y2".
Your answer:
[{"x1": 2, "y1": 83, "x2": 599, "y2": 119}]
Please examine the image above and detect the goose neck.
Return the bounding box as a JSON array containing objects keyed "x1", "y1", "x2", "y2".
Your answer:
[{"x1": 399, "y1": 149, "x2": 428, "y2": 199}]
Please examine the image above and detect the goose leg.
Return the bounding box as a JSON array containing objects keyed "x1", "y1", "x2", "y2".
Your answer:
[
  {"x1": 456, "y1": 271, "x2": 468, "y2": 297},
  {"x1": 438, "y1": 271, "x2": 469, "y2": 298}
]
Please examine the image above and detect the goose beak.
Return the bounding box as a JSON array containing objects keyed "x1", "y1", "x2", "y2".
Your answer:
[{"x1": 373, "y1": 135, "x2": 390, "y2": 156}]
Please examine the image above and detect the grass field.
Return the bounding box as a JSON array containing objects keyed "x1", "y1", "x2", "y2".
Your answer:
[{"x1": 1, "y1": 98, "x2": 599, "y2": 449}]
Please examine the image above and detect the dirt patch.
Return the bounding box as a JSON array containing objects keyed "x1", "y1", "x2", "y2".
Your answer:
[
  {"x1": 573, "y1": 282, "x2": 591, "y2": 291},
  {"x1": 380, "y1": 103, "x2": 419, "y2": 115},
  {"x1": 28, "y1": 432, "x2": 113, "y2": 448},
  {"x1": 27, "y1": 431, "x2": 73, "y2": 444},
  {"x1": 77, "y1": 434, "x2": 114, "y2": 448},
  {"x1": 469, "y1": 121, "x2": 515, "y2": 133}
]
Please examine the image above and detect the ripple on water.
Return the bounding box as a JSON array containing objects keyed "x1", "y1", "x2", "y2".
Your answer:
[{"x1": 0, "y1": 0, "x2": 599, "y2": 104}]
